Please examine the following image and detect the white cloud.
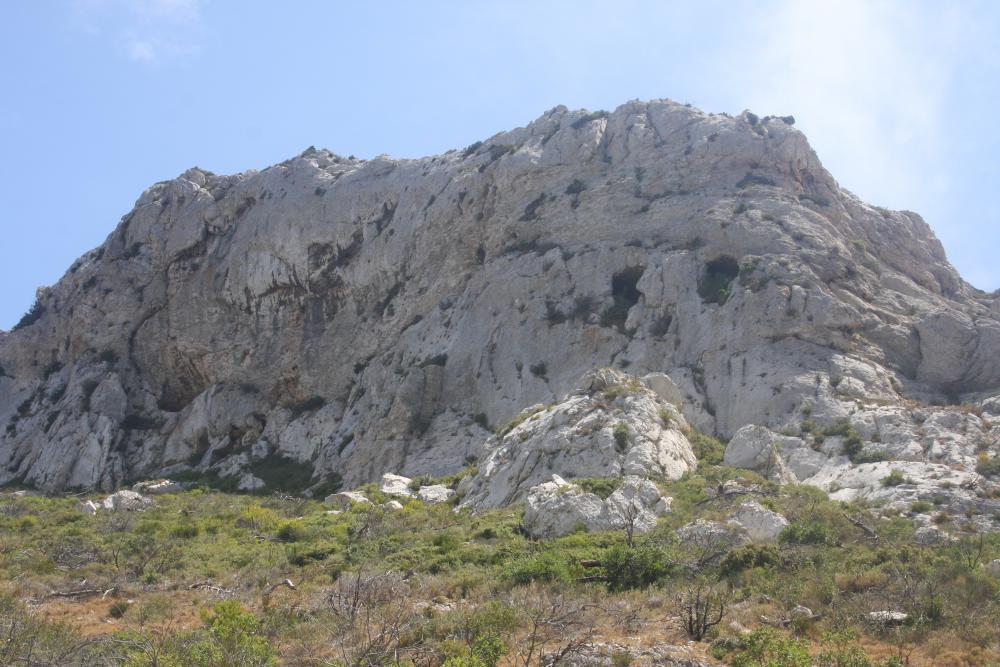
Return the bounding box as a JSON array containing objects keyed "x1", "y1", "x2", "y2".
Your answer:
[
  {"x1": 69, "y1": 0, "x2": 204, "y2": 63},
  {"x1": 718, "y1": 1, "x2": 960, "y2": 205}
]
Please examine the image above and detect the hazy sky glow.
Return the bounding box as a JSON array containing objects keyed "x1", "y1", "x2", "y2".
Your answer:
[{"x1": 2, "y1": 1, "x2": 999, "y2": 328}]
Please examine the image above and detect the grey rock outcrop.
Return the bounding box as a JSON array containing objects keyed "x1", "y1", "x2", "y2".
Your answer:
[
  {"x1": 521, "y1": 474, "x2": 672, "y2": 539},
  {"x1": 0, "y1": 98, "x2": 997, "y2": 527},
  {"x1": 522, "y1": 476, "x2": 607, "y2": 539},
  {"x1": 460, "y1": 368, "x2": 695, "y2": 509}
]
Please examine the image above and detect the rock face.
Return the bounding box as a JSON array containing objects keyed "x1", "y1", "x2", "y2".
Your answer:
[
  {"x1": 0, "y1": 98, "x2": 998, "y2": 524},
  {"x1": 460, "y1": 368, "x2": 695, "y2": 509}
]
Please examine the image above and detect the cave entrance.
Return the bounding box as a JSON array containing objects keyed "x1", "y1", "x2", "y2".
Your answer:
[
  {"x1": 602, "y1": 267, "x2": 645, "y2": 331},
  {"x1": 698, "y1": 255, "x2": 739, "y2": 305}
]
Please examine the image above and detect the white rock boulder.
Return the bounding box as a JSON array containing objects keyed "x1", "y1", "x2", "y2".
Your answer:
[
  {"x1": 324, "y1": 491, "x2": 372, "y2": 509},
  {"x1": 101, "y1": 490, "x2": 153, "y2": 512},
  {"x1": 417, "y1": 484, "x2": 455, "y2": 504},
  {"x1": 78, "y1": 500, "x2": 99, "y2": 515},
  {"x1": 380, "y1": 473, "x2": 416, "y2": 498},
  {"x1": 523, "y1": 477, "x2": 607, "y2": 539},
  {"x1": 729, "y1": 500, "x2": 789, "y2": 542},
  {"x1": 522, "y1": 475, "x2": 673, "y2": 539}
]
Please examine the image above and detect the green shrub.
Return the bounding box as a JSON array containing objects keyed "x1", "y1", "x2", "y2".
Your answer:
[
  {"x1": 496, "y1": 405, "x2": 545, "y2": 437},
  {"x1": 720, "y1": 544, "x2": 779, "y2": 576},
  {"x1": 698, "y1": 256, "x2": 739, "y2": 304},
  {"x1": 108, "y1": 600, "x2": 130, "y2": 618},
  {"x1": 576, "y1": 477, "x2": 621, "y2": 500},
  {"x1": 195, "y1": 600, "x2": 276, "y2": 666},
  {"x1": 976, "y1": 453, "x2": 1000, "y2": 477},
  {"x1": 613, "y1": 423, "x2": 631, "y2": 453},
  {"x1": 882, "y1": 470, "x2": 908, "y2": 487},
  {"x1": 504, "y1": 551, "x2": 576, "y2": 585},
  {"x1": 248, "y1": 454, "x2": 315, "y2": 494},
  {"x1": 601, "y1": 543, "x2": 671, "y2": 591},
  {"x1": 736, "y1": 173, "x2": 777, "y2": 189},
  {"x1": 910, "y1": 500, "x2": 932, "y2": 514},
  {"x1": 571, "y1": 110, "x2": 609, "y2": 129},
  {"x1": 780, "y1": 522, "x2": 835, "y2": 546},
  {"x1": 687, "y1": 430, "x2": 725, "y2": 465},
  {"x1": 170, "y1": 522, "x2": 199, "y2": 539},
  {"x1": 13, "y1": 299, "x2": 44, "y2": 331},
  {"x1": 275, "y1": 519, "x2": 307, "y2": 543},
  {"x1": 529, "y1": 362, "x2": 547, "y2": 378},
  {"x1": 731, "y1": 627, "x2": 810, "y2": 667}
]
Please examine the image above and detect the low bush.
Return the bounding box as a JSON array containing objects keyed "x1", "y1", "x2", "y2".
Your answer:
[{"x1": 601, "y1": 543, "x2": 672, "y2": 591}]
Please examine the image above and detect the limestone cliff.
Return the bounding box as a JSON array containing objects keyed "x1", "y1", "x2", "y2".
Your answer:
[{"x1": 1, "y1": 100, "x2": 998, "y2": 519}]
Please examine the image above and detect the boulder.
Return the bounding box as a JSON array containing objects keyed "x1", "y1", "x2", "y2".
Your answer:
[
  {"x1": 325, "y1": 491, "x2": 372, "y2": 509},
  {"x1": 78, "y1": 500, "x2": 99, "y2": 515},
  {"x1": 417, "y1": 485, "x2": 455, "y2": 504},
  {"x1": 790, "y1": 605, "x2": 814, "y2": 619},
  {"x1": 522, "y1": 475, "x2": 673, "y2": 539},
  {"x1": 729, "y1": 500, "x2": 789, "y2": 542},
  {"x1": 101, "y1": 490, "x2": 153, "y2": 512},
  {"x1": 523, "y1": 477, "x2": 606, "y2": 539},
  {"x1": 868, "y1": 611, "x2": 908, "y2": 625},
  {"x1": 380, "y1": 473, "x2": 415, "y2": 498},
  {"x1": 382, "y1": 500, "x2": 404, "y2": 510},
  {"x1": 724, "y1": 425, "x2": 796, "y2": 482}
]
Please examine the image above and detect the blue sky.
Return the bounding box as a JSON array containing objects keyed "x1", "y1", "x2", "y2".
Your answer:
[{"x1": 2, "y1": 1, "x2": 999, "y2": 329}]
